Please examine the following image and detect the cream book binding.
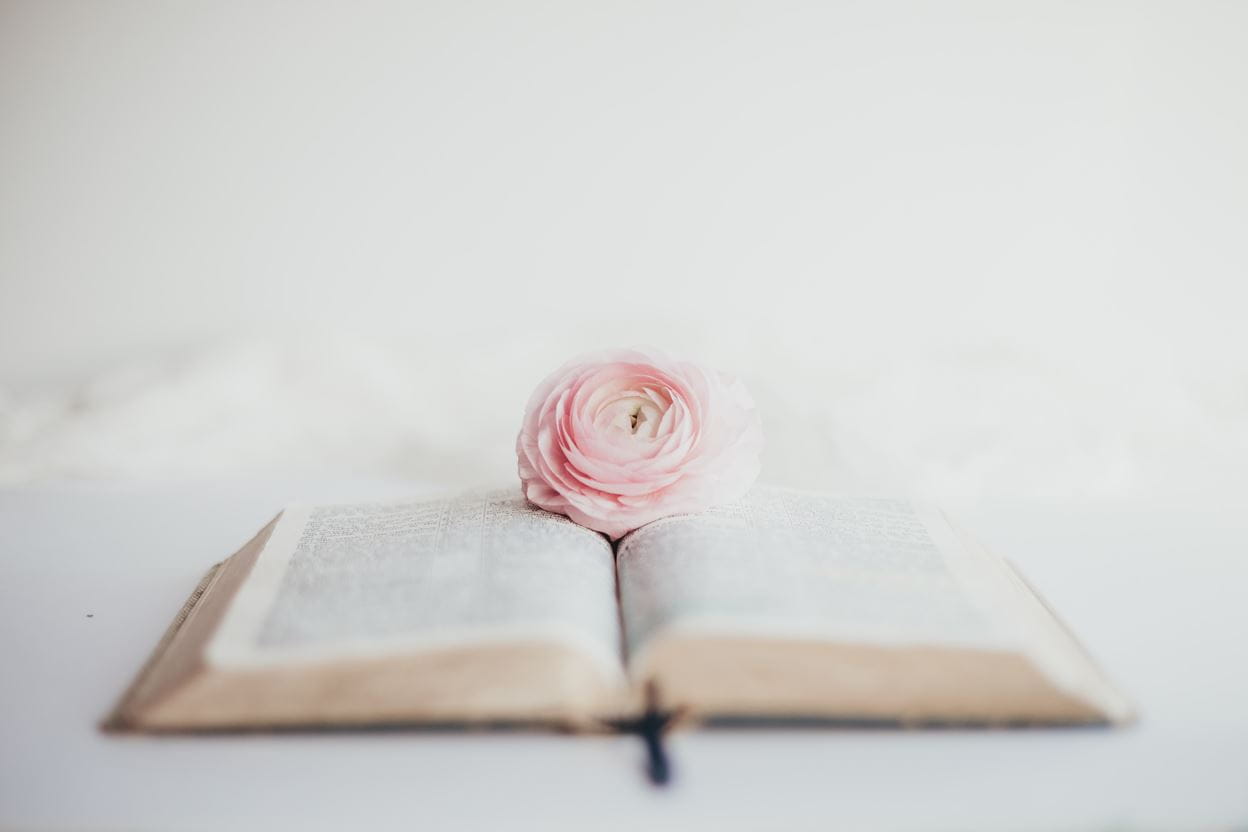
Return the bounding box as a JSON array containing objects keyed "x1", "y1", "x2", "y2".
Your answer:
[{"x1": 105, "y1": 487, "x2": 1132, "y2": 732}]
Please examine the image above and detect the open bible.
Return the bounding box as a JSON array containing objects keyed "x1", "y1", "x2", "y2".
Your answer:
[{"x1": 106, "y1": 487, "x2": 1131, "y2": 731}]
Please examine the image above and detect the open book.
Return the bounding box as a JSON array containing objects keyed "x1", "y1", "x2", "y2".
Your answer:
[{"x1": 106, "y1": 487, "x2": 1131, "y2": 731}]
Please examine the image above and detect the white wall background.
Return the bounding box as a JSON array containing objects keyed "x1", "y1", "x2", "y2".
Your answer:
[{"x1": 1, "y1": 1, "x2": 1245, "y2": 502}]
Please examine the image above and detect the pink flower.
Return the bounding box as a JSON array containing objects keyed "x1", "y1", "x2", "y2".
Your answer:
[{"x1": 516, "y1": 348, "x2": 763, "y2": 539}]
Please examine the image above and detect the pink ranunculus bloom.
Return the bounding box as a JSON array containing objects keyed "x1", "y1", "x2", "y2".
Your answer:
[{"x1": 516, "y1": 348, "x2": 764, "y2": 539}]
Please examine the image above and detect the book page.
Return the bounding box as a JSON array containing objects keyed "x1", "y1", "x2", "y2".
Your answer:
[
  {"x1": 616, "y1": 487, "x2": 1017, "y2": 667},
  {"x1": 207, "y1": 489, "x2": 623, "y2": 681}
]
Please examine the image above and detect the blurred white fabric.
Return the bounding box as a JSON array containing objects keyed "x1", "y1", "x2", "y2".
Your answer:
[{"x1": 2, "y1": 332, "x2": 1244, "y2": 505}]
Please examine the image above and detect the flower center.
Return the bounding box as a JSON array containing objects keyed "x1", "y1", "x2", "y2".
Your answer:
[{"x1": 600, "y1": 393, "x2": 665, "y2": 440}]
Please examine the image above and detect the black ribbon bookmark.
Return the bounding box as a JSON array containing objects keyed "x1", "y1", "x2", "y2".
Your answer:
[{"x1": 614, "y1": 682, "x2": 679, "y2": 787}]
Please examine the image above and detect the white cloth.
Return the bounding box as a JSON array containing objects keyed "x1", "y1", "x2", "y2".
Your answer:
[{"x1": 2, "y1": 332, "x2": 1243, "y2": 506}]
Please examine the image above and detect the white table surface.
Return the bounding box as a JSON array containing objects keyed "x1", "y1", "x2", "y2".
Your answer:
[{"x1": 2, "y1": 480, "x2": 1246, "y2": 831}]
